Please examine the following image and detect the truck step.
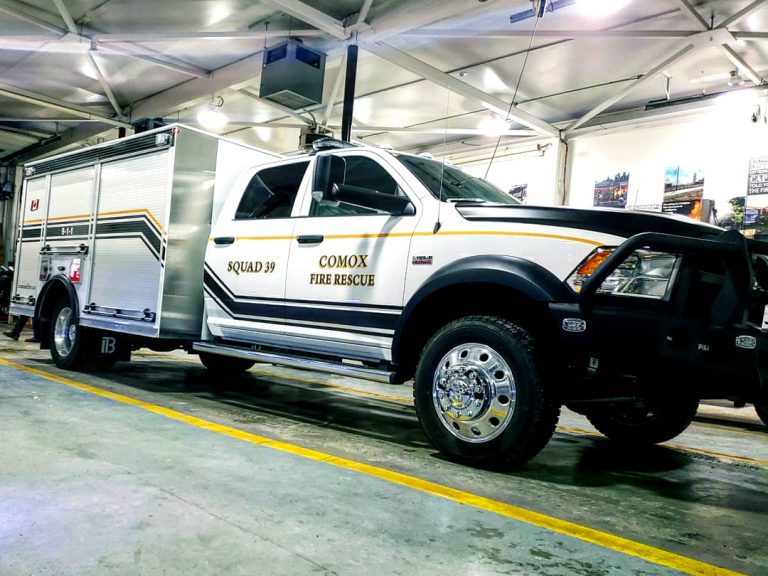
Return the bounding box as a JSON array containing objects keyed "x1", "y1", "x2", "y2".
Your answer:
[{"x1": 192, "y1": 342, "x2": 397, "y2": 384}]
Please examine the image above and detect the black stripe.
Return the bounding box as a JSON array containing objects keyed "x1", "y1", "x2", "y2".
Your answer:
[
  {"x1": 21, "y1": 228, "x2": 41, "y2": 239},
  {"x1": 96, "y1": 221, "x2": 161, "y2": 253},
  {"x1": 204, "y1": 287, "x2": 392, "y2": 338},
  {"x1": 203, "y1": 271, "x2": 398, "y2": 332},
  {"x1": 203, "y1": 263, "x2": 403, "y2": 311},
  {"x1": 95, "y1": 233, "x2": 160, "y2": 262},
  {"x1": 46, "y1": 224, "x2": 90, "y2": 237},
  {"x1": 456, "y1": 205, "x2": 723, "y2": 240},
  {"x1": 285, "y1": 304, "x2": 397, "y2": 330}
]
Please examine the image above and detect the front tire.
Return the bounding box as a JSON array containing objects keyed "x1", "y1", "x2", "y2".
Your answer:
[
  {"x1": 414, "y1": 316, "x2": 559, "y2": 468},
  {"x1": 586, "y1": 395, "x2": 699, "y2": 445},
  {"x1": 199, "y1": 352, "x2": 255, "y2": 374},
  {"x1": 755, "y1": 399, "x2": 768, "y2": 427}
]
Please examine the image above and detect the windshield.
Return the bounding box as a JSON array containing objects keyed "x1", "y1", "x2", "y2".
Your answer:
[{"x1": 396, "y1": 154, "x2": 520, "y2": 205}]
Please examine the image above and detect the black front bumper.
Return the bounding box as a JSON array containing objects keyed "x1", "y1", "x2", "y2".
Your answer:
[{"x1": 549, "y1": 230, "x2": 768, "y2": 401}]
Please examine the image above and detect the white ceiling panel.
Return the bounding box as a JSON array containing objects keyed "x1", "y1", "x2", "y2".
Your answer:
[{"x1": 0, "y1": 0, "x2": 766, "y2": 160}]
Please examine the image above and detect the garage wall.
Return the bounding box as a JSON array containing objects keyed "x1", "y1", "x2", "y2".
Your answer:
[
  {"x1": 565, "y1": 109, "x2": 768, "y2": 220},
  {"x1": 458, "y1": 137, "x2": 562, "y2": 205}
]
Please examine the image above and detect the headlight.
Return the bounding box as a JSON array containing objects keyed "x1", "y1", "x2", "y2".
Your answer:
[{"x1": 567, "y1": 247, "x2": 681, "y2": 299}]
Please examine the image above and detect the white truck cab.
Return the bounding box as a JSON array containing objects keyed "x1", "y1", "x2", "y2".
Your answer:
[{"x1": 13, "y1": 126, "x2": 768, "y2": 467}]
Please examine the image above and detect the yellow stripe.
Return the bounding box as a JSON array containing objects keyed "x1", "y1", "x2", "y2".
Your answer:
[
  {"x1": 217, "y1": 230, "x2": 603, "y2": 246},
  {"x1": 97, "y1": 208, "x2": 165, "y2": 233},
  {"x1": 24, "y1": 209, "x2": 165, "y2": 233},
  {"x1": 132, "y1": 351, "x2": 768, "y2": 464},
  {"x1": 45, "y1": 213, "x2": 91, "y2": 222},
  {"x1": 433, "y1": 230, "x2": 605, "y2": 246},
  {"x1": 0, "y1": 357, "x2": 744, "y2": 576}
]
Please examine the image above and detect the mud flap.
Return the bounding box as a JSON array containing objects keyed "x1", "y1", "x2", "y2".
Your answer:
[{"x1": 83, "y1": 330, "x2": 131, "y2": 363}]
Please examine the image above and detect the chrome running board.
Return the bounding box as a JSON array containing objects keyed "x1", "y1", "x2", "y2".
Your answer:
[{"x1": 192, "y1": 342, "x2": 396, "y2": 384}]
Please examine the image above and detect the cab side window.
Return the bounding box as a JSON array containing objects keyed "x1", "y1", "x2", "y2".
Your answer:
[
  {"x1": 235, "y1": 161, "x2": 309, "y2": 220},
  {"x1": 310, "y1": 156, "x2": 404, "y2": 217}
]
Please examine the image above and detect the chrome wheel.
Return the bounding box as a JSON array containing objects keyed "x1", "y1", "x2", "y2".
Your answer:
[
  {"x1": 432, "y1": 342, "x2": 516, "y2": 443},
  {"x1": 53, "y1": 306, "x2": 75, "y2": 358}
]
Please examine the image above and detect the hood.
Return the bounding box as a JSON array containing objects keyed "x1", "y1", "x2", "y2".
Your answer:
[{"x1": 455, "y1": 204, "x2": 724, "y2": 240}]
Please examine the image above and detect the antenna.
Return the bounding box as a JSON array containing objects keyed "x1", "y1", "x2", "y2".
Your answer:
[
  {"x1": 434, "y1": 92, "x2": 451, "y2": 234},
  {"x1": 484, "y1": 8, "x2": 543, "y2": 181}
]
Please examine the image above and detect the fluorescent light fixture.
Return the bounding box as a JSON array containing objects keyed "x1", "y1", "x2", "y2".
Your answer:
[
  {"x1": 577, "y1": 0, "x2": 632, "y2": 17},
  {"x1": 478, "y1": 115, "x2": 510, "y2": 136},
  {"x1": 197, "y1": 97, "x2": 228, "y2": 130}
]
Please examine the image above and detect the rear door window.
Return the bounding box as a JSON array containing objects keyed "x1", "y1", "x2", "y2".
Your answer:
[{"x1": 235, "y1": 160, "x2": 309, "y2": 220}]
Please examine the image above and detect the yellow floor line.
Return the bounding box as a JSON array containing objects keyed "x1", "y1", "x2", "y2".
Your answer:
[
  {"x1": 0, "y1": 358, "x2": 744, "y2": 576},
  {"x1": 133, "y1": 351, "x2": 768, "y2": 465}
]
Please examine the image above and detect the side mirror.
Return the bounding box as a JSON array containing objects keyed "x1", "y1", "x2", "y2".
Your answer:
[{"x1": 312, "y1": 154, "x2": 345, "y2": 204}]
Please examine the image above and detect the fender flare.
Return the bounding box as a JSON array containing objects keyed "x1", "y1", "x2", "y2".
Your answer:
[
  {"x1": 35, "y1": 275, "x2": 80, "y2": 325},
  {"x1": 392, "y1": 255, "x2": 572, "y2": 364}
]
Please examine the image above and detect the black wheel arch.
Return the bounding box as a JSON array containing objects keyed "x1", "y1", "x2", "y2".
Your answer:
[
  {"x1": 34, "y1": 275, "x2": 79, "y2": 348},
  {"x1": 392, "y1": 255, "x2": 572, "y2": 378}
]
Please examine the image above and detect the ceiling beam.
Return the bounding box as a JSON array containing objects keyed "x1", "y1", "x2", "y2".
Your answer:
[
  {"x1": 720, "y1": 44, "x2": 763, "y2": 85},
  {"x1": 356, "y1": 0, "x2": 374, "y2": 26},
  {"x1": 322, "y1": 53, "x2": 347, "y2": 125},
  {"x1": 719, "y1": 0, "x2": 767, "y2": 28},
  {"x1": 51, "y1": 0, "x2": 77, "y2": 34},
  {"x1": 403, "y1": 29, "x2": 703, "y2": 39},
  {"x1": 91, "y1": 29, "x2": 325, "y2": 42},
  {"x1": 364, "y1": 42, "x2": 559, "y2": 136},
  {"x1": 0, "y1": 0, "x2": 67, "y2": 35},
  {"x1": 0, "y1": 0, "x2": 210, "y2": 79},
  {"x1": 86, "y1": 51, "x2": 123, "y2": 118},
  {"x1": 677, "y1": 0, "x2": 765, "y2": 84},
  {"x1": 0, "y1": 81, "x2": 131, "y2": 128},
  {"x1": 565, "y1": 43, "x2": 697, "y2": 133},
  {"x1": 357, "y1": 0, "x2": 505, "y2": 43},
  {"x1": 5, "y1": 121, "x2": 116, "y2": 163},
  {"x1": 261, "y1": 0, "x2": 347, "y2": 38},
  {"x1": 674, "y1": 0, "x2": 711, "y2": 29},
  {"x1": 94, "y1": 42, "x2": 210, "y2": 78},
  {"x1": 129, "y1": 51, "x2": 265, "y2": 119}
]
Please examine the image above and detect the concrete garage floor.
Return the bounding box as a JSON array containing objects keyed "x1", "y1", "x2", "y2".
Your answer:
[{"x1": 0, "y1": 336, "x2": 766, "y2": 576}]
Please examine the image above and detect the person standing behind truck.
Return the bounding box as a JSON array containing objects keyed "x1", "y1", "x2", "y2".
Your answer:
[{"x1": 3, "y1": 315, "x2": 37, "y2": 342}]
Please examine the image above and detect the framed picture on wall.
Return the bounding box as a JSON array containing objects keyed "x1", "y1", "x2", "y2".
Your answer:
[
  {"x1": 664, "y1": 165, "x2": 704, "y2": 202},
  {"x1": 593, "y1": 172, "x2": 629, "y2": 208}
]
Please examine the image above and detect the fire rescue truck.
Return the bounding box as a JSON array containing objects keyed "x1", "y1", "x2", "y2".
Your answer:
[{"x1": 11, "y1": 124, "x2": 768, "y2": 467}]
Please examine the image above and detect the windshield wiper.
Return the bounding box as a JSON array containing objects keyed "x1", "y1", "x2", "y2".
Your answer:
[{"x1": 445, "y1": 198, "x2": 487, "y2": 203}]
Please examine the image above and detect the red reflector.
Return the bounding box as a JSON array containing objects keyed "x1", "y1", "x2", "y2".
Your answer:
[{"x1": 69, "y1": 258, "x2": 81, "y2": 283}]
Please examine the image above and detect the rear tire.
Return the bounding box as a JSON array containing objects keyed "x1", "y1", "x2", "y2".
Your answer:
[
  {"x1": 414, "y1": 316, "x2": 560, "y2": 468},
  {"x1": 49, "y1": 297, "x2": 85, "y2": 370},
  {"x1": 49, "y1": 297, "x2": 116, "y2": 371},
  {"x1": 586, "y1": 395, "x2": 699, "y2": 445},
  {"x1": 199, "y1": 352, "x2": 255, "y2": 374}
]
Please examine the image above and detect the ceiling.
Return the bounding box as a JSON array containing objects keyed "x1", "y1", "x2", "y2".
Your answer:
[{"x1": 0, "y1": 0, "x2": 766, "y2": 162}]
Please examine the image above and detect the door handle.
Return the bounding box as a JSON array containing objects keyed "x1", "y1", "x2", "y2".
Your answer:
[
  {"x1": 213, "y1": 236, "x2": 235, "y2": 245},
  {"x1": 297, "y1": 235, "x2": 324, "y2": 244}
]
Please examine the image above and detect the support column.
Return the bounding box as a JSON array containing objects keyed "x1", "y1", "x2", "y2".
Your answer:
[{"x1": 341, "y1": 43, "x2": 359, "y2": 143}]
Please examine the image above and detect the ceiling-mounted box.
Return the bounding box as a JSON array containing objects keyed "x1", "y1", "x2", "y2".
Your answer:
[{"x1": 259, "y1": 40, "x2": 326, "y2": 109}]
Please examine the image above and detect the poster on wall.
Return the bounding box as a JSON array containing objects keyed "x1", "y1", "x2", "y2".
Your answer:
[
  {"x1": 662, "y1": 199, "x2": 704, "y2": 220},
  {"x1": 662, "y1": 165, "x2": 705, "y2": 221},
  {"x1": 663, "y1": 165, "x2": 704, "y2": 202},
  {"x1": 593, "y1": 172, "x2": 629, "y2": 208},
  {"x1": 747, "y1": 156, "x2": 768, "y2": 196},
  {"x1": 509, "y1": 184, "x2": 527, "y2": 204}
]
